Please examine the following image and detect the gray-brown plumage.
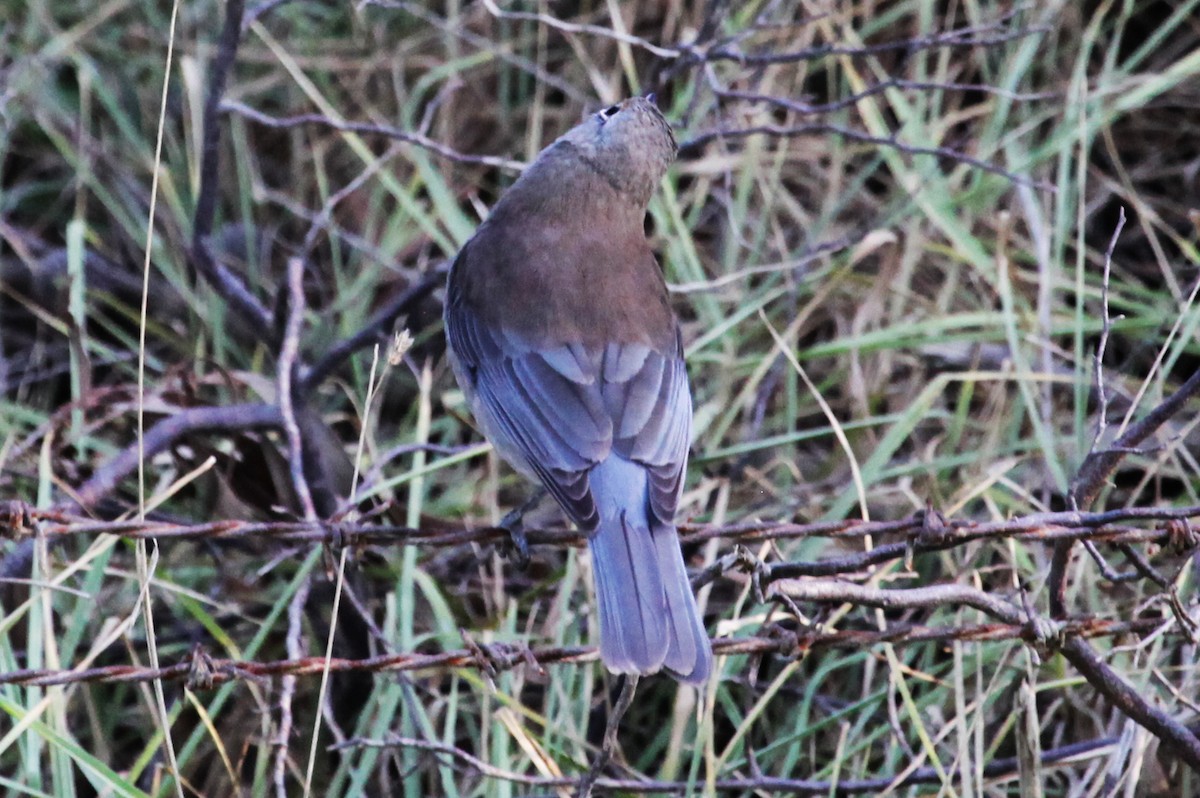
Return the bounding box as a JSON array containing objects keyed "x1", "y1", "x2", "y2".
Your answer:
[{"x1": 444, "y1": 96, "x2": 711, "y2": 684}]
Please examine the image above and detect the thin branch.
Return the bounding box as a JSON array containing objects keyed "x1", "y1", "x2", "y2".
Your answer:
[
  {"x1": 1082, "y1": 206, "x2": 1128, "y2": 471},
  {"x1": 1041, "y1": 205, "x2": 1200, "y2": 769},
  {"x1": 301, "y1": 266, "x2": 445, "y2": 392},
  {"x1": 190, "y1": 0, "x2": 273, "y2": 342},
  {"x1": 579, "y1": 675, "x2": 639, "y2": 798},
  {"x1": 1059, "y1": 637, "x2": 1200, "y2": 769},
  {"x1": 72, "y1": 404, "x2": 283, "y2": 509},
  {"x1": 278, "y1": 258, "x2": 316, "y2": 521},
  {"x1": 221, "y1": 100, "x2": 527, "y2": 172},
  {"x1": 300, "y1": 142, "x2": 406, "y2": 256},
  {"x1": 1070, "y1": 338, "x2": 1200, "y2": 506},
  {"x1": 767, "y1": 579, "x2": 1025, "y2": 625},
  {"x1": 700, "y1": 14, "x2": 1047, "y2": 66},
  {"x1": 1054, "y1": 210, "x2": 1130, "y2": 616},
  {"x1": 479, "y1": 0, "x2": 681, "y2": 58},
  {"x1": 274, "y1": 575, "x2": 310, "y2": 798},
  {"x1": 1069, "y1": 208, "x2": 1200, "y2": 512},
  {"x1": 679, "y1": 121, "x2": 1052, "y2": 191},
  {"x1": 713, "y1": 79, "x2": 1055, "y2": 117},
  {"x1": 357, "y1": 0, "x2": 589, "y2": 104},
  {"x1": 1057, "y1": 286, "x2": 1200, "y2": 614}
]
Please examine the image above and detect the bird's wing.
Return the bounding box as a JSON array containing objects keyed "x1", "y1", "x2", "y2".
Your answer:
[
  {"x1": 598, "y1": 337, "x2": 692, "y2": 530},
  {"x1": 446, "y1": 279, "x2": 610, "y2": 528},
  {"x1": 446, "y1": 247, "x2": 690, "y2": 532}
]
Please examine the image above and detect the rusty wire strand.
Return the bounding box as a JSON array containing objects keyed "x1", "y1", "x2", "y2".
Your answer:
[
  {"x1": 330, "y1": 731, "x2": 1118, "y2": 795},
  {"x1": 15, "y1": 503, "x2": 1200, "y2": 548},
  {"x1": 0, "y1": 617, "x2": 1175, "y2": 690}
]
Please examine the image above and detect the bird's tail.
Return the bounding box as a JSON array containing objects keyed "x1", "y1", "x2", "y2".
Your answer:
[{"x1": 586, "y1": 457, "x2": 712, "y2": 684}]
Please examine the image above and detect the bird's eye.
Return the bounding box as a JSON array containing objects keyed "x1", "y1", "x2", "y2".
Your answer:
[{"x1": 598, "y1": 104, "x2": 621, "y2": 121}]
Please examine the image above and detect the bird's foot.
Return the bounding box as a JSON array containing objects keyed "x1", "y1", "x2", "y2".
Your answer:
[
  {"x1": 498, "y1": 488, "x2": 545, "y2": 570},
  {"x1": 578, "y1": 674, "x2": 639, "y2": 798}
]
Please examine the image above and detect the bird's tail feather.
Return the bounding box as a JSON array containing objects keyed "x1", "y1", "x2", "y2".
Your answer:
[
  {"x1": 587, "y1": 458, "x2": 712, "y2": 684},
  {"x1": 653, "y1": 521, "x2": 711, "y2": 683}
]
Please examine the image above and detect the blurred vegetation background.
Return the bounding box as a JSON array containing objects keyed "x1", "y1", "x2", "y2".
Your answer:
[{"x1": 3, "y1": 0, "x2": 1200, "y2": 795}]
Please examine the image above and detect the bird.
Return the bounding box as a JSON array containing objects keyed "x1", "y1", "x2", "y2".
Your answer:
[{"x1": 443, "y1": 96, "x2": 712, "y2": 684}]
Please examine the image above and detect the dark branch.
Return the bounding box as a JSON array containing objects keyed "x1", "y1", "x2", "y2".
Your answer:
[
  {"x1": 302, "y1": 266, "x2": 445, "y2": 391},
  {"x1": 72, "y1": 404, "x2": 283, "y2": 510},
  {"x1": 701, "y1": 15, "x2": 1047, "y2": 66},
  {"x1": 190, "y1": 0, "x2": 273, "y2": 342},
  {"x1": 278, "y1": 258, "x2": 316, "y2": 520},
  {"x1": 221, "y1": 101, "x2": 527, "y2": 172},
  {"x1": 1071, "y1": 367, "x2": 1200, "y2": 510},
  {"x1": 679, "y1": 122, "x2": 1052, "y2": 191}
]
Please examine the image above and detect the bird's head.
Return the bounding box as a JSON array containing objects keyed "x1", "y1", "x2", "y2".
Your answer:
[{"x1": 553, "y1": 95, "x2": 678, "y2": 207}]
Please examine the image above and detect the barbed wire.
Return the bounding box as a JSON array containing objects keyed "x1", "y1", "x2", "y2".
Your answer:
[
  {"x1": 8, "y1": 501, "x2": 1199, "y2": 551},
  {"x1": 0, "y1": 616, "x2": 1173, "y2": 690},
  {"x1": 330, "y1": 732, "x2": 1118, "y2": 795}
]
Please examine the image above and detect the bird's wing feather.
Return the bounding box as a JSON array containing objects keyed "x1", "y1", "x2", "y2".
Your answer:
[
  {"x1": 446, "y1": 276, "x2": 609, "y2": 527},
  {"x1": 599, "y1": 337, "x2": 692, "y2": 529},
  {"x1": 446, "y1": 248, "x2": 689, "y2": 532}
]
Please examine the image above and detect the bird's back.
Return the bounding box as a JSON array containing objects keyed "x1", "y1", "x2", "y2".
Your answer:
[{"x1": 450, "y1": 151, "x2": 677, "y2": 354}]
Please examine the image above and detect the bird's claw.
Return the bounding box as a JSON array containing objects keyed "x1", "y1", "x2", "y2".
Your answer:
[
  {"x1": 498, "y1": 489, "x2": 546, "y2": 569},
  {"x1": 498, "y1": 508, "x2": 531, "y2": 569}
]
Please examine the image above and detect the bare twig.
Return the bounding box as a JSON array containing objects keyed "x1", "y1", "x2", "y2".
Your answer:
[
  {"x1": 700, "y1": 14, "x2": 1047, "y2": 66},
  {"x1": 767, "y1": 579, "x2": 1026, "y2": 625},
  {"x1": 1057, "y1": 218, "x2": 1200, "y2": 603},
  {"x1": 300, "y1": 142, "x2": 407, "y2": 256},
  {"x1": 191, "y1": 0, "x2": 273, "y2": 342},
  {"x1": 1083, "y1": 206, "x2": 1128, "y2": 468},
  {"x1": 72, "y1": 404, "x2": 284, "y2": 509},
  {"x1": 479, "y1": 0, "x2": 681, "y2": 58},
  {"x1": 1070, "y1": 361, "x2": 1200, "y2": 511},
  {"x1": 712, "y1": 79, "x2": 1055, "y2": 117},
  {"x1": 1113, "y1": 541, "x2": 1171, "y2": 589},
  {"x1": 1044, "y1": 209, "x2": 1200, "y2": 770},
  {"x1": 1059, "y1": 637, "x2": 1200, "y2": 769},
  {"x1": 278, "y1": 258, "x2": 316, "y2": 521},
  {"x1": 579, "y1": 675, "x2": 639, "y2": 798},
  {"x1": 221, "y1": 100, "x2": 527, "y2": 172},
  {"x1": 357, "y1": 0, "x2": 588, "y2": 104},
  {"x1": 301, "y1": 266, "x2": 445, "y2": 392},
  {"x1": 680, "y1": 120, "x2": 1052, "y2": 191},
  {"x1": 274, "y1": 575, "x2": 310, "y2": 798},
  {"x1": 1080, "y1": 538, "x2": 1141, "y2": 584}
]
